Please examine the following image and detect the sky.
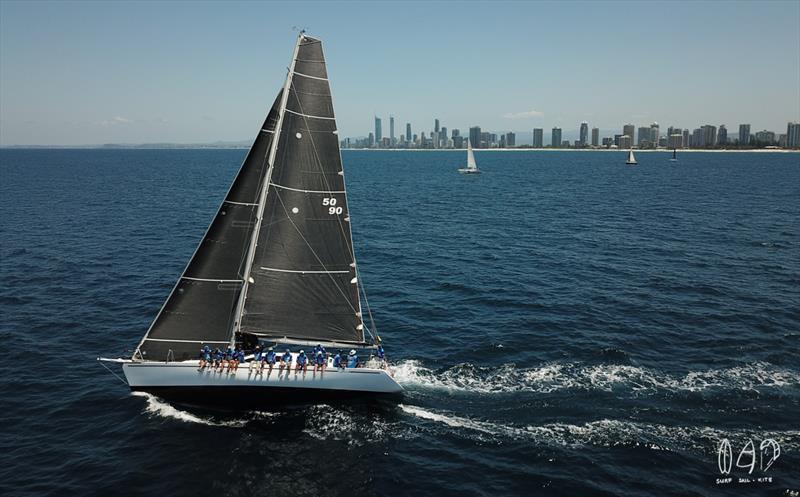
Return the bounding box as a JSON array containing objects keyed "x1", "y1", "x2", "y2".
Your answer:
[{"x1": 1, "y1": 0, "x2": 799, "y2": 146}]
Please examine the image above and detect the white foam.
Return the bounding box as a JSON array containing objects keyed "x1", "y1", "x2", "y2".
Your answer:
[
  {"x1": 131, "y1": 392, "x2": 247, "y2": 427},
  {"x1": 392, "y1": 360, "x2": 800, "y2": 395},
  {"x1": 399, "y1": 404, "x2": 800, "y2": 452}
]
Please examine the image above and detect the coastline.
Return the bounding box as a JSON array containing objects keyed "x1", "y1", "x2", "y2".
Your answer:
[{"x1": 342, "y1": 148, "x2": 800, "y2": 153}]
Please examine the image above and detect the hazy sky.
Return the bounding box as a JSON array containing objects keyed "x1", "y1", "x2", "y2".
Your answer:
[{"x1": 1, "y1": 0, "x2": 799, "y2": 145}]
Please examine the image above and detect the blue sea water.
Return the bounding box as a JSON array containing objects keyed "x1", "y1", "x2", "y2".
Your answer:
[{"x1": 1, "y1": 148, "x2": 798, "y2": 496}]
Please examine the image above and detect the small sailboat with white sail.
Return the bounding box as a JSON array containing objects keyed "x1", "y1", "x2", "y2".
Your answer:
[
  {"x1": 626, "y1": 148, "x2": 638, "y2": 165},
  {"x1": 99, "y1": 32, "x2": 402, "y2": 408},
  {"x1": 458, "y1": 139, "x2": 481, "y2": 174},
  {"x1": 669, "y1": 148, "x2": 677, "y2": 162}
]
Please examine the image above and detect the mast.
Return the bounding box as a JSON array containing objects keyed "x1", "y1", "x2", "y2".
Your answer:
[{"x1": 230, "y1": 33, "x2": 303, "y2": 346}]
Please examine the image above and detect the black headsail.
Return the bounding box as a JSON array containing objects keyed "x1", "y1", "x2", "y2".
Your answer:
[
  {"x1": 134, "y1": 92, "x2": 283, "y2": 361},
  {"x1": 238, "y1": 34, "x2": 366, "y2": 345}
]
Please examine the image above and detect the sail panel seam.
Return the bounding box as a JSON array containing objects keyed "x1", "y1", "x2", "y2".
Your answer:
[
  {"x1": 181, "y1": 277, "x2": 243, "y2": 283},
  {"x1": 284, "y1": 108, "x2": 335, "y2": 120},
  {"x1": 292, "y1": 70, "x2": 328, "y2": 81},
  {"x1": 258, "y1": 266, "x2": 349, "y2": 274},
  {"x1": 269, "y1": 182, "x2": 345, "y2": 194}
]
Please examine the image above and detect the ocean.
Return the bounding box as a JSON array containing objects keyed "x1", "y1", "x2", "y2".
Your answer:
[{"x1": 1, "y1": 148, "x2": 798, "y2": 496}]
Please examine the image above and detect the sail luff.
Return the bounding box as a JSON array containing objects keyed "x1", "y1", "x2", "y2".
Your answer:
[{"x1": 230, "y1": 34, "x2": 304, "y2": 345}]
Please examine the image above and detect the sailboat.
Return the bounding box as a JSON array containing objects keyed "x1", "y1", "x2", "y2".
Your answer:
[
  {"x1": 626, "y1": 148, "x2": 638, "y2": 165},
  {"x1": 458, "y1": 139, "x2": 481, "y2": 174},
  {"x1": 99, "y1": 33, "x2": 402, "y2": 407},
  {"x1": 669, "y1": 148, "x2": 677, "y2": 162}
]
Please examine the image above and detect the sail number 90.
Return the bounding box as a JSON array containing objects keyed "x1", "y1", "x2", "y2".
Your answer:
[{"x1": 322, "y1": 198, "x2": 343, "y2": 215}]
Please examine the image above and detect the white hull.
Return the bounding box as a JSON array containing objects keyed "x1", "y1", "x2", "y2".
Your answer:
[
  {"x1": 457, "y1": 168, "x2": 481, "y2": 174},
  {"x1": 123, "y1": 359, "x2": 403, "y2": 398}
]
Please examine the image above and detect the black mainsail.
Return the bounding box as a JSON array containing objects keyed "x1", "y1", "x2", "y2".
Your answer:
[{"x1": 135, "y1": 34, "x2": 366, "y2": 362}]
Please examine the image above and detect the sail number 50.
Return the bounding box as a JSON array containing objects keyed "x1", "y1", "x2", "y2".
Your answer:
[{"x1": 322, "y1": 198, "x2": 342, "y2": 215}]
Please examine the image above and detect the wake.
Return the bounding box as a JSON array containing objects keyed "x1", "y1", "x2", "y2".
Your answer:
[{"x1": 392, "y1": 360, "x2": 800, "y2": 395}]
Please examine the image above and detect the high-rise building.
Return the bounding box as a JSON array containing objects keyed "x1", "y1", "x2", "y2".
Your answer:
[
  {"x1": 668, "y1": 134, "x2": 683, "y2": 149},
  {"x1": 739, "y1": 124, "x2": 751, "y2": 146},
  {"x1": 702, "y1": 125, "x2": 717, "y2": 148},
  {"x1": 453, "y1": 136, "x2": 464, "y2": 148},
  {"x1": 579, "y1": 121, "x2": 589, "y2": 146},
  {"x1": 441, "y1": 127, "x2": 448, "y2": 148},
  {"x1": 682, "y1": 129, "x2": 690, "y2": 149},
  {"x1": 452, "y1": 129, "x2": 460, "y2": 138},
  {"x1": 533, "y1": 128, "x2": 544, "y2": 148},
  {"x1": 591, "y1": 127, "x2": 599, "y2": 146},
  {"x1": 505, "y1": 132, "x2": 515, "y2": 147},
  {"x1": 551, "y1": 127, "x2": 562, "y2": 147},
  {"x1": 717, "y1": 125, "x2": 727, "y2": 146},
  {"x1": 434, "y1": 119, "x2": 440, "y2": 135},
  {"x1": 406, "y1": 123, "x2": 412, "y2": 144},
  {"x1": 469, "y1": 126, "x2": 481, "y2": 148},
  {"x1": 623, "y1": 124, "x2": 635, "y2": 143},
  {"x1": 368, "y1": 132, "x2": 375, "y2": 148},
  {"x1": 619, "y1": 135, "x2": 632, "y2": 149},
  {"x1": 374, "y1": 116, "x2": 382, "y2": 145},
  {"x1": 637, "y1": 127, "x2": 651, "y2": 147},
  {"x1": 650, "y1": 122, "x2": 660, "y2": 147},
  {"x1": 389, "y1": 116, "x2": 395, "y2": 146},
  {"x1": 786, "y1": 122, "x2": 800, "y2": 148},
  {"x1": 692, "y1": 128, "x2": 704, "y2": 148}
]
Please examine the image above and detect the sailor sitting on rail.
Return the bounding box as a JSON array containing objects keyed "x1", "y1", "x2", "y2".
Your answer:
[
  {"x1": 347, "y1": 349, "x2": 359, "y2": 368},
  {"x1": 263, "y1": 347, "x2": 277, "y2": 375},
  {"x1": 313, "y1": 343, "x2": 326, "y2": 358},
  {"x1": 197, "y1": 345, "x2": 211, "y2": 371},
  {"x1": 249, "y1": 345, "x2": 262, "y2": 373},
  {"x1": 212, "y1": 348, "x2": 223, "y2": 371},
  {"x1": 314, "y1": 350, "x2": 327, "y2": 373},
  {"x1": 232, "y1": 347, "x2": 245, "y2": 373},
  {"x1": 295, "y1": 350, "x2": 308, "y2": 374},
  {"x1": 280, "y1": 349, "x2": 292, "y2": 373},
  {"x1": 376, "y1": 344, "x2": 385, "y2": 363}
]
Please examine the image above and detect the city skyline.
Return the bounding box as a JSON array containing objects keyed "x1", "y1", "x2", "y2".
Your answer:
[
  {"x1": 1, "y1": 1, "x2": 799, "y2": 146},
  {"x1": 344, "y1": 114, "x2": 800, "y2": 149}
]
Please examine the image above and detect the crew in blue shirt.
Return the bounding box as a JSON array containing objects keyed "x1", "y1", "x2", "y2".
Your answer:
[
  {"x1": 314, "y1": 349, "x2": 327, "y2": 373},
  {"x1": 295, "y1": 350, "x2": 308, "y2": 374},
  {"x1": 280, "y1": 349, "x2": 292, "y2": 372},
  {"x1": 264, "y1": 347, "x2": 277, "y2": 374},
  {"x1": 347, "y1": 349, "x2": 359, "y2": 368},
  {"x1": 250, "y1": 345, "x2": 262, "y2": 373},
  {"x1": 313, "y1": 344, "x2": 326, "y2": 358},
  {"x1": 234, "y1": 347, "x2": 245, "y2": 372},
  {"x1": 224, "y1": 346, "x2": 235, "y2": 372},
  {"x1": 197, "y1": 345, "x2": 211, "y2": 371},
  {"x1": 376, "y1": 344, "x2": 385, "y2": 361},
  {"x1": 332, "y1": 350, "x2": 344, "y2": 369}
]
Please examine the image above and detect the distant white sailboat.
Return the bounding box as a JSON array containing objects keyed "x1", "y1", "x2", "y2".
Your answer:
[
  {"x1": 458, "y1": 140, "x2": 481, "y2": 174},
  {"x1": 626, "y1": 149, "x2": 638, "y2": 165},
  {"x1": 669, "y1": 148, "x2": 677, "y2": 162}
]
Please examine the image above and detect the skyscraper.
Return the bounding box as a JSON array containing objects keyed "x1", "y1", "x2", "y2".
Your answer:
[
  {"x1": 374, "y1": 116, "x2": 382, "y2": 145},
  {"x1": 579, "y1": 121, "x2": 589, "y2": 146},
  {"x1": 637, "y1": 127, "x2": 650, "y2": 147},
  {"x1": 591, "y1": 127, "x2": 599, "y2": 146},
  {"x1": 441, "y1": 127, "x2": 448, "y2": 148},
  {"x1": 505, "y1": 132, "x2": 515, "y2": 147},
  {"x1": 739, "y1": 124, "x2": 751, "y2": 146},
  {"x1": 469, "y1": 126, "x2": 481, "y2": 148},
  {"x1": 551, "y1": 127, "x2": 562, "y2": 147},
  {"x1": 650, "y1": 122, "x2": 659, "y2": 147},
  {"x1": 682, "y1": 129, "x2": 690, "y2": 148},
  {"x1": 788, "y1": 122, "x2": 800, "y2": 148},
  {"x1": 717, "y1": 125, "x2": 727, "y2": 145},
  {"x1": 533, "y1": 128, "x2": 543, "y2": 148},
  {"x1": 389, "y1": 116, "x2": 395, "y2": 146},
  {"x1": 623, "y1": 124, "x2": 635, "y2": 143},
  {"x1": 406, "y1": 123, "x2": 412, "y2": 144},
  {"x1": 702, "y1": 125, "x2": 717, "y2": 148},
  {"x1": 435, "y1": 119, "x2": 440, "y2": 134}
]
